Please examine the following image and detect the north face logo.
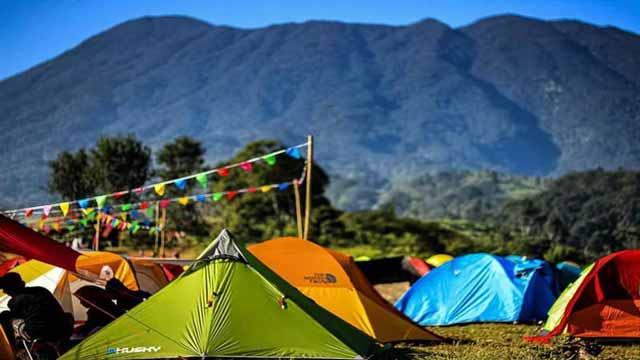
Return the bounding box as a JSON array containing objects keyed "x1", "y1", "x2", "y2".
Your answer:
[
  {"x1": 106, "y1": 346, "x2": 161, "y2": 355},
  {"x1": 304, "y1": 273, "x2": 337, "y2": 284}
]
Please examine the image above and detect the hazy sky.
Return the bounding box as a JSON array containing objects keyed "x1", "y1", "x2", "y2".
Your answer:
[{"x1": 1, "y1": 0, "x2": 638, "y2": 80}]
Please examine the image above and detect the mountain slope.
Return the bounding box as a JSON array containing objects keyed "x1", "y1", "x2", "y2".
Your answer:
[{"x1": 0, "y1": 15, "x2": 638, "y2": 209}]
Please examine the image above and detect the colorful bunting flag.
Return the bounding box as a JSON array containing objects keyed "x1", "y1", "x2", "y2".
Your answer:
[
  {"x1": 286, "y1": 147, "x2": 302, "y2": 159},
  {"x1": 247, "y1": 187, "x2": 257, "y2": 193},
  {"x1": 260, "y1": 185, "x2": 272, "y2": 193},
  {"x1": 278, "y1": 183, "x2": 290, "y2": 191},
  {"x1": 175, "y1": 179, "x2": 187, "y2": 190},
  {"x1": 121, "y1": 204, "x2": 132, "y2": 212},
  {"x1": 196, "y1": 194, "x2": 207, "y2": 202},
  {"x1": 212, "y1": 193, "x2": 223, "y2": 202},
  {"x1": 112, "y1": 191, "x2": 127, "y2": 199},
  {"x1": 196, "y1": 174, "x2": 208, "y2": 189},
  {"x1": 140, "y1": 202, "x2": 149, "y2": 210},
  {"x1": 78, "y1": 199, "x2": 89, "y2": 209},
  {"x1": 154, "y1": 183, "x2": 166, "y2": 196},
  {"x1": 145, "y1": 208, "x2": 154, "y2": 218},
  {"x1": 95, "y1": 195, "x2": 107, "y2": 208},
  {"x1": 25, "y1": 209, "x2": 33, "y2": 217},
  {"x1": 240, "y1": 162, "x2": 253, "y2": 172},
  {"x1": 52, "y1": 222, "x2": 61, "y2": 233},
  {"x1": 134, "y1": 187, "x2": 145, "y2": 194},
  {"x1": 130, "y1": 210, "x2": 139, "y2": 219},
  {"x1": 263, "y1": 154, "x2": 276, "y2": 166},
  {"x1": 226, "y1": 191, "x2": 238, "y2": 201},
  {"x1": 217, "y1": 168, "x2": 230, "y2": 177},
  {"x1": 178, "y1": 197, "x2": 189, "y2": 206},
  {"x1": 82, "y1": 207, "x2": 95, "y2": 216},
  {"x1": 160, "y1": 199, "x2": 171, "y2": 209},
  {"x1": 43, "y1": 205, "x2": 52, "y2": 216},
  {"x1": 120, "y1": 213, "x2": 127, "y2": 221}
]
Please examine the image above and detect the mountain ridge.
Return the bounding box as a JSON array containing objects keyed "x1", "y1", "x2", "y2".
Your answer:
[{"x1": 0, "y1": 14, "x2": 638, "y2": 209}]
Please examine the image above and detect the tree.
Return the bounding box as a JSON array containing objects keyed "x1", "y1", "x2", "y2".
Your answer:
[
  {"x1": 156, "y1": 136, "x2": 207, "y2": 235},
  {"x1": 89, "y1": 135, "x2": 151, "y2": 194},
  {"x1": 208, "y1": 139, "x2": 332, "y2": 243},
  {"x1": 155, "y1": 136, "x2": 206, "y2": 180},
  {"x1": 48, "y1": 149, "x2": 97, "y2": 199}
]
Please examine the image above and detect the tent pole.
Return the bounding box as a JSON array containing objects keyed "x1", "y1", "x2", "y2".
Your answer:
[
  {"x1": 303, "y1": 135, "x2": 313, "y2": 240},
  {"x1": 293, "y1": 180, "x2": 303, "y2": 238}
]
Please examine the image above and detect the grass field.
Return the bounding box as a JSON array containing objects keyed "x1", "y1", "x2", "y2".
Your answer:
[
  {"x1": 394, "y1": 323, "x2": 640, "y2": 359},
  {"x1": 373, "y1": 283, "x2": 640, "y2": 359}
]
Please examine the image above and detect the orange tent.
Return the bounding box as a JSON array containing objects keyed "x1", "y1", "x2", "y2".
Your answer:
[{"x1": 249, "y1": 237, "x2": 441, "y2": 343}]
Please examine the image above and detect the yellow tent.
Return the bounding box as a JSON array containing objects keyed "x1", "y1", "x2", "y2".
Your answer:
[
  {"x1": 0, "y1": 252, "x2": 166, "y2": 322},
  {"x1": 249, "y1": 237, "x2": 441, "y2": 343},
  {"x1": 425, "y1": 253, "x2": 453, "y2": 268}
]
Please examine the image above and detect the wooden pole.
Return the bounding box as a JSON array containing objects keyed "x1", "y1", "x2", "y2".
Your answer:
[
  {"x1": 293, "y1": 180, "x2": 303, "y2": 238},
  {"x1": 160, "y1": 207, "x2": 167, "y2": 258},
  {"x1": 94, "y1": 212, "x2": 101, "y2": 251},
  {"x1": 153, "y1": 202, "x2": 160, "y2": 255},
  {"x1": 303, "y1": 135, "x2": 313, "y2": 240}
]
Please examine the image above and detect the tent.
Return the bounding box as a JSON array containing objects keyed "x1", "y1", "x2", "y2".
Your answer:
[
  {"x1": 395, "y1": 253, "x2": 559, "y2": 325},
  {"x1": 425, "y1": 254, "x2": 453, "y2": 268},
  {"x1": 528, "y1": 250, "x2": 640, "y2": 343},
  {"x1": 0, "y1": 252, "x2": 166, "y2": 322},
  {"x1": 60, "y1": 230, "x2": 385, "y2": 359},
  {"x1": 556, "y1": 261, "x2": 582, "y2": 288},
  {"x1": 249, "y1": 237, "x2": 441, "y2": 343}
]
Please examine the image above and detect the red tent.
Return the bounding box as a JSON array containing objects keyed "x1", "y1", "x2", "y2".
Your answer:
[
  {"x1": 528, "y1": 250, "x2": 640, "y2": 343},
  {"x1": 0, "y1": 214, "x2": 80, "y2": 272}
]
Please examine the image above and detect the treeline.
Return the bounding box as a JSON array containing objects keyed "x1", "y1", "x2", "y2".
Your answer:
[{"x1": 499, "y1": 169, "x2": 640, "y2": 262}]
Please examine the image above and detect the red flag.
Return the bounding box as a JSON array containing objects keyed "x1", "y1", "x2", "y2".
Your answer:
[
  {"x1": 0, "y1": 214, "x2": 80, "y2": 272},
  {"x1": 217, "y1": 168, "x2": 230, "y2": 177}
]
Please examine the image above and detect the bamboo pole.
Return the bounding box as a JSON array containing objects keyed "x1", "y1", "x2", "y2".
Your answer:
[
  {"x1": 293, "y1": 180, "x2": 303, "y2": 238},
  {"x1": 303, "y1": 135, "x2": 313, "y2": 240},
  {"x1": 94, "y1": 213, "x2": 101, "y2": 251},
  {"x1": 160, "y1": 207, "x2": 167, "y2": 258},
  {"x1": 153, "y1": 202, "x2": 160, "y2": 255}
]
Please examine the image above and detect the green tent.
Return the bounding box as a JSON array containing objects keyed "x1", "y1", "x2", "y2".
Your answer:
[{"x1": 60, "y1": 230, "x2": 385, "y2": 359}]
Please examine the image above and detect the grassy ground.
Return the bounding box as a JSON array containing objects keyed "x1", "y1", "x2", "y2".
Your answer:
[
  {"x1": 394, "y1": 323, "x2": 640, "y2": 359},
  {"x1": 374, "y1": 283, "x2": 640, "y2": 359}
]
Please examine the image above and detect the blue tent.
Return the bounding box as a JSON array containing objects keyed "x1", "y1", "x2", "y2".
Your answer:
[{"x1": 395, "y1": 253, "x2": 559, "y2": 326}]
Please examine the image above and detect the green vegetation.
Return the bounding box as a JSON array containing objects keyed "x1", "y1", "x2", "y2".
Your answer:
[
  {"x1": 376, "y1": 170, "x2": 548, "y2": 220},
  {"x1": 400, "y1": 323, "x2": 640, "y2": 360},
  {"x1": 44, "y1": 137, "x2": 640, "y2": 265}
]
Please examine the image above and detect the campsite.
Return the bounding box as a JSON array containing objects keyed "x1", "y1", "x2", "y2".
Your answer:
[{"x1": 2, "y1": 1, "x2": 640, "y2": 359}]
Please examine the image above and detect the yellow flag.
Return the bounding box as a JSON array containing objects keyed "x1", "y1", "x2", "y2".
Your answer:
[
  {"x1": 59, "y1": 202, "x2": 70, "y2": 217},
  {"x1": 178, "y1": 197, "x2": 189, "y2": 206},
  {"x1": 52, "y1": 222, "x2": 61, "y2": 232},
  {"x1": 260, "y1": 186, "x2": 272, "y2": 193},
  {"x1": 154, "y1": 183, "x2": 165, "y2": 196},
  {"x1": 83, "y1": 207, "x2": 95, "y2": 216},
  {"x1": 120, "y1": 213, "x2": 127, "y2": 221}
]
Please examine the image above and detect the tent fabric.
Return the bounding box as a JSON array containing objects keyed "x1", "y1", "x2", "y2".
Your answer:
[
  {"x1": 0, "y1": 326, "x2": 13, "y2": 360},
  {"x1": 529, "y1": 250, "x2": 640, "y2": 343},
  {"x1": 556, "y1": 261, "x2": 583, "y2": 288},
  {"x1": 249, "y1": 237, "x2": 441, "y2": 343},
  {"x1": 0, "y1": 252, "x2": 164, "y2": 323},
  {"x1": 396, "y1": 253, "x2": 559, "y2": 326},
  {"x1": 0, "y1": 257, "x2": 26, "y2": 276},
  {"x1": 60, "y1": 230, "x2": 383, "y2": 359},
  {"x1": 425, "y1": 254, "x2": 453, "y2": 268},
  {"x1": 0, "y1": 214, "x2": 80, "y2": 272}
]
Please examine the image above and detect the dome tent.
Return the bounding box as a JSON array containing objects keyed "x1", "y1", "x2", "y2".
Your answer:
[
  {"x1": 250, "y1": 237, "x2": 441, "y2": 342},
  {"x1": 395, "y1": 253, "x2": 560, "y2": 326},
  {"x1": 529, "y1": 250, "x2": 640, "y2": 343},
  {"x1": 60, "y1": 230, "x2": 385, "y2": 359}
]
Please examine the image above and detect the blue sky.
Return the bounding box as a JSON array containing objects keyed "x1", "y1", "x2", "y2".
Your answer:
[{"x1": 1, "y1": 0, "x2": 638, "y2": 80}]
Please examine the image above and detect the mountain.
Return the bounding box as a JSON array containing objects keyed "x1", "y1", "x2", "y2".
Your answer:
[
  {"x1": 372, "y1": 170, "x2": 549, "y2": 220},
  {"x1": 0, "y1": 15, "x2": 639, "y2": 209}
]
